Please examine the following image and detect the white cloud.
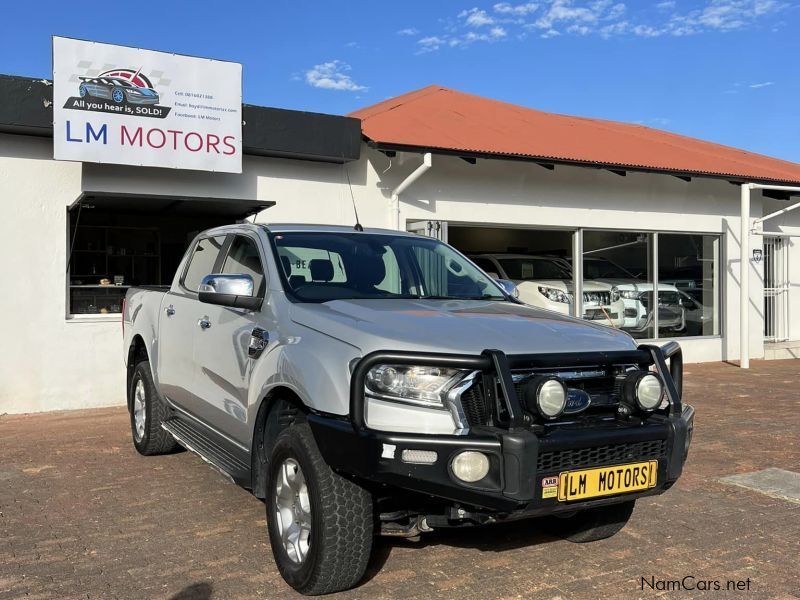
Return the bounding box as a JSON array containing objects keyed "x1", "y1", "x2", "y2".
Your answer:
[
  {"x1": 632, "y1": 23, "x2": 662, "y2": 37},
  {"x1": 408, "y1": 0, "x2": 784, "y2": 51},
  {"x1": 397, "y1": 27, "x2": 419, "y2": 36},
  {"x1": 749, "y1": 81, "x2": 774, "y2": 88},
  {"x1": 665, "y1": 0, "x2": 787, "y2": 35},
  {"x1": 534, "y1": 0, "x2": 600, "y2": 30},
  {"x1": 460, "y1": 7, "x2": 496, "y2": 26},
  {"x1": 567, "y1": 24, "x2": 591, "y2": 34},
  {"x1": 606, "y1": 2, "x2": 626, "y2": 20},
  {"x1": 304, "y1": 61, "x2": 367, "y2": 92},
  {"x1": 493, "y1": 2, "x2": 539, "y2": 15},
  {"x1": 416, "y1": 36, "x2": 447, "y2": 53}
]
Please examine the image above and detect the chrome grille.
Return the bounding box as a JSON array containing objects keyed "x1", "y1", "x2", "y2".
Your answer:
[
  {"x1": 459, "y1": 384, "x2": 492, "y2": 426},
  {"x1": 583, "y1": 291, "x2": 611, "y2": 305}
]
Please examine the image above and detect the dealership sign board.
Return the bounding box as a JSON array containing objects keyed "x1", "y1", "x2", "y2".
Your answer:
[{"x1": 53, "y1": 36, "x2": 242, "y2": 173}]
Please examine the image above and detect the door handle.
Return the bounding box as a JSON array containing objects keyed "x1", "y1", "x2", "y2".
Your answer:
[
  {"x1": 198, "y1": 317, "x2": 211, "y2": 330},
  {"x1": 165, "y1": 305, "x2": 175, "y2": 317}
]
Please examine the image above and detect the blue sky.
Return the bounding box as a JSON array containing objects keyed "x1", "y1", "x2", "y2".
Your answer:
[{"x1": 2, "y1": 0, "x2": 798, "y2": 162}]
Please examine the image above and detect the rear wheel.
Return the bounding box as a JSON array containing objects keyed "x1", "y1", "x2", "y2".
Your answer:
[
  {"x1": 548, "y1": 500, "x2": 635, "y2": 543},
  {"x1": 266, "y1": 422, "x2": 373, "y2": 595},
  {"x1": 129, "y1": 361, "x2": 177, "y2": 456}
]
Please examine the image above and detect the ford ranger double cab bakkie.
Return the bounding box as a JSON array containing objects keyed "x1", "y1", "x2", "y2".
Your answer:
[{"x1": 123, "y1": 223, "x2": 694, "y2": 595}]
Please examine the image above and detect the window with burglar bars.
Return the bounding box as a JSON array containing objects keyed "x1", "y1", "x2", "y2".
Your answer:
[{"x1": 763, "y1": 237, "x2": 790, "y2": 343}]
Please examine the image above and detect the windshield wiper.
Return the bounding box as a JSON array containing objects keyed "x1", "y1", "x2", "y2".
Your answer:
[{"x1": 419, "y1": 294, "x2": 505, "y2": 301}]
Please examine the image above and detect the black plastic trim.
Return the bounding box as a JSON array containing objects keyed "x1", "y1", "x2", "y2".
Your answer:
[
  {"x1": 0, "y1": 74, "x2": 361, "y2": 164},
  {"x1": 198, "y1": 291, "x2": 262, "y2": 310}
]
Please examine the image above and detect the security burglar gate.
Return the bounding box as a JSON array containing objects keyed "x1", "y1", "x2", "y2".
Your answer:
[{"x1": 763, "y1": 236, "x2": 789, "y2": 343}]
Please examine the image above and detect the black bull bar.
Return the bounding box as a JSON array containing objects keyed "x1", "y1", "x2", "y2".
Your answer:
[{"x1": 350, "y1": 342, "x2": 683, "y2": 431}]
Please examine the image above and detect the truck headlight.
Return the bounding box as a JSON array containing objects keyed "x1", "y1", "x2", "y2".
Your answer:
[
  {"x1": 365, "y1": 365, "x2": 466, "y2": 407},
  {"x1": 617, "y1": 289, "x2": 642, "y2": 300},
  {"x1": 537, "y1": 286, "x2": 572, "y2": 304},
  {"x1": 611, "y1": 286, "x2": 621, "y2": 302}
]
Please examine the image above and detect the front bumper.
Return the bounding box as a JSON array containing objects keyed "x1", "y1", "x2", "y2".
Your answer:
[
  {"x1": 311, "y1": 343, "x2": 692, "y2": 513},
  {"x1": 311, "y1": 405, "x2": 693, "y2": 512}
]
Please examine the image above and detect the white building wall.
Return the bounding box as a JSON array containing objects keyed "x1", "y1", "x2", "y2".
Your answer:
[
  {"x1": 0, "y1": 136, "x2": 777, "y2": 414},
  {"x1": 0, "y1": 134, "x2": 382, "y2": 414}
]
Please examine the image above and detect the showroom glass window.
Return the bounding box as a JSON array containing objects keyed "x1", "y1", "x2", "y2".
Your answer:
[
  {"x1": 658, "y1": 234, "x2": 720, "y2": 337},
  {"x1": 581, "y1": 231, "x2": 720, "y2": 339},
  {"x1": 66, "y1": 200, "x2": 233, "y2": 317},
  {"x1": 582, "y1": 231, "x2": 655, "y2": 339}
]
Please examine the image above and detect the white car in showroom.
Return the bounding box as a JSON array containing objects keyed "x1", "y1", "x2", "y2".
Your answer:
[
  {"x1": 560, "y1": 257, "x2": 686, "y2": 335},
  {"x1": 470, "y1": 254, "x2": 624, "y2": 328}
]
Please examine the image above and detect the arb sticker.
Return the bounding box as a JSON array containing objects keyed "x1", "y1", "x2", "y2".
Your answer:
[{"x1": 542, "y1": 475, "x2": 559, "y2": 499}]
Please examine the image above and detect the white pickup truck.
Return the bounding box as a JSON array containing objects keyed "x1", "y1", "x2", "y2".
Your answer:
[
  {"x1": 123, "y1": 223, "x2": 693, "y2": 594},
  {"x1": 470, "y1": 253, "x2": 625, "y2": 328}
]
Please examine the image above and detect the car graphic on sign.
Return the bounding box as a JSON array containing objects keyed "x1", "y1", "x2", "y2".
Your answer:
[{"x1": 78, "y1": 76, "x2": 160, "y2": 105}]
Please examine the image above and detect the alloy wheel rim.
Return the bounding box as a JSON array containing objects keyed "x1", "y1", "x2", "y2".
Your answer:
[
  {"x1": 274, "y1": 458, "x2": 312, "y2": 564},
  {"x1": 133, "y1": 379, "x2": 146, "y2": 442}
]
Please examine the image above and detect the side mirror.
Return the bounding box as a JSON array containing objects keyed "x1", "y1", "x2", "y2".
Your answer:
[
  {"x1": 198, "y1": 273, "x2": 262, "y2": 310},
  {"x1": 495, "y1": 278, "x2": 520, "y2": 299}
]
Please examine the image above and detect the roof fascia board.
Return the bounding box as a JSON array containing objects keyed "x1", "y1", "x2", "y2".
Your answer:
[{"x1": 366, "y1": 141, "x2": 800, "y2": 188}]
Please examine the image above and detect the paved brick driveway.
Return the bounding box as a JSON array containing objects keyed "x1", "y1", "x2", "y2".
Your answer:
[{"x1": 2, "y1": 360, "x2": 799, "y2": 599}]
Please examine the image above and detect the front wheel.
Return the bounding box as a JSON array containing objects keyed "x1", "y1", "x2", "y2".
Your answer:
[
  {"x1": 547, "y1": 500, "x2": 635, "y2": 543},
  {"x1": 266, "y1": 422, "x2": 373, "y2": 595}
]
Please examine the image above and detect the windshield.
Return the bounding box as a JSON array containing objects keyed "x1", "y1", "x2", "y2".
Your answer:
[
  {"x1": 497, "y1": 257, "x2": 571, "y2": 280},
  {"x1": 270, "y1": 231, "x2": 508, "y2": 303},
  {"x1": 583, "y1": 258, "x2": 636, "y2": 279}
]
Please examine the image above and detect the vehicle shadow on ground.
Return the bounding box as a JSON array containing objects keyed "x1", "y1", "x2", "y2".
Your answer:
[
  {"x1": 361, "y1": 518, "x2": 557, "y2": 585},
  {"x1": 168, "y1": 581, "x2": 213, "y2": 600}
]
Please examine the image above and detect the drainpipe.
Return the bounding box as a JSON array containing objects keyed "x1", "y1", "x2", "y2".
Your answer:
[
  {"x1": 390, "y1": 153, "x2": 433, "y2": 230},
  {"x1": 740, "y1": 183, "x2": 751, "y2": 369}
]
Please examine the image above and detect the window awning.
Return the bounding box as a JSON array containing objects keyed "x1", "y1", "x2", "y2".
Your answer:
[{"x1": 70, "y1": 192, "x2": 274, "y2": 219}]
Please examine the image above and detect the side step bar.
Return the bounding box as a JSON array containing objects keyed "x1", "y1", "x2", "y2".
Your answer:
[{"x1": 162, "y1": 418, "x2": 251, "y2": 486}]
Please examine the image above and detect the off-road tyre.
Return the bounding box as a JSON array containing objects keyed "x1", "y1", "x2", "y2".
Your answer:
[
  {"x1": 266, "y1": 422, "x2": 373, "y2": 595},
  {"x1": 549, "y1": 500, "x2": 635, "y2": 543},
  {"x1": 129, "y1": 361, "x2": 177, "y2": 456}
]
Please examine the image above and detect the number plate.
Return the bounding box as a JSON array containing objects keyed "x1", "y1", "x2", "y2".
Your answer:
[{"x1": 557, "y1": 461, "x2": 658, "y2": 502}]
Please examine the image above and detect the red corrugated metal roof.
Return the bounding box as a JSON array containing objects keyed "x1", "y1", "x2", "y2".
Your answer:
[{"x1": 350, "y1": 85, "x2": 800, "y2": 185}]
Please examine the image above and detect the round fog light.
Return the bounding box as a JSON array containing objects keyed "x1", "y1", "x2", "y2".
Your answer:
[
  {"x1": 635, "y1": 373, "x2": 664, "y2": 411},
  {"x1": 536, "y1": 378, "x2": 567, "y2": 419},
  {"x1": 451, "y1": 451, "x2": 490, "y2": 483}
]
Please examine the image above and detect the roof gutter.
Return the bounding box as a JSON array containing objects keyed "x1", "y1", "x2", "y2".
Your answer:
[
  {"x1": 390, "y1": 152, "x2": 432, "y2": 230},
  {"x1": 367, "y1": 141, "x2": 800, "y2": 188}
]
